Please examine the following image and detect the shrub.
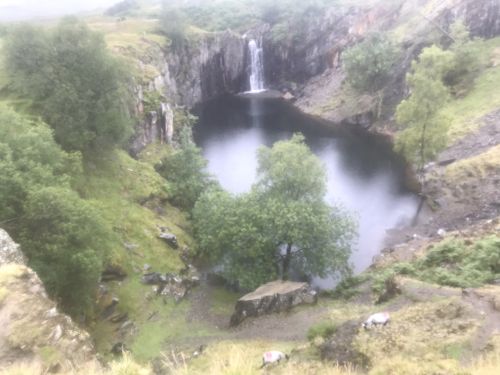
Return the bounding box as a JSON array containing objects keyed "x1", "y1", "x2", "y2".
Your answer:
[
  {"x1": 343, "y1": 33, "x2": 399, "y2": 92},
  {"x1": 307, "y1": 320, "x2": 338, "y2": 341}
]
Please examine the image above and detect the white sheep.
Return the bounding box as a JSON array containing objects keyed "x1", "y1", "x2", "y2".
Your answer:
[
  {"x1": 362, "y1": 312, "x2": 390, "y2": 329},
  {"x1": 260, "y1": 351, "x2": 289, "y2": 368}
]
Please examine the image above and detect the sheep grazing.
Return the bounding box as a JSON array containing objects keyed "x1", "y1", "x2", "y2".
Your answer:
[
  {"x1": 260, "y1": 351, "x2": 289, "y2": 368},
  {"x1": 362, "y1": 312, "x2": 390, "y2": 329}
]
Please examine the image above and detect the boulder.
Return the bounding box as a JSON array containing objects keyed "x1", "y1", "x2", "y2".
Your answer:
[
  {"x1": 159, "y1": 232, "x2": 178, "y2": 249},
  {"x1": 141, "y1": 272, "x2": 167, "y2": 285},
  {"x1": 230, "y1": 280, "x2": 318, "y2": 326}
]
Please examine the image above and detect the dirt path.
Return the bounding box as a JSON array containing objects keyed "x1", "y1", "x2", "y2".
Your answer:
[{"x1": 186, "y1": 282, "x2": 331, "y2": 342}]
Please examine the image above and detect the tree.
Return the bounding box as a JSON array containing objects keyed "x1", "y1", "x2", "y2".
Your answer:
[
  {"x1": 193, "y1": 135, "x2": 355, "y2": 290},
  {"x1": 4, "y1": 18, "x2": 132, "y2": 154},
  {"x1": 158, "y1": 5, "x2": 188, "y2": 46},
  {"x1": 0, "y1": 107, "x2": 77, "y2": 224},
  {"x1": 444, "y1": 20, "x2": 481, "y2": 93},
  {"x1": 395, "y1": 45, "x2": 454, "y2": 174},
  {"x1": 156, "y1": 126, "x2": 212, "y2": 210},
  {"x1": 0, "y1": 106, "x2": 110, "y2": 315},
  {"x1": 343, "y1": 33, "x2": 399, "y2": 92},
  {"x1": 20, "y1": 187, "x2": 108, "y2": 315}
]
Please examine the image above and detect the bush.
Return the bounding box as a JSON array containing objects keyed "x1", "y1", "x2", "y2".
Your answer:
[
  {"x1": 307, "y1": 321, "x2": 337, "y2": 341},
  {"x1": 343, "y1": 33, "x2": 399, "y2": 92},
  {"x1": 372, "y1": 236, "x2": 500, "y2": 294},
  {"x1": 0, "y1": 107, "x2": 112, "y2": 316},
  {"x1": 155, "y1": 126, "x2": 212, "y2": 210}
]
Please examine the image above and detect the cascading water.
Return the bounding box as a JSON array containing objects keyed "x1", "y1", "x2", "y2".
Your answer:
[{"x1": 248, "y1": 39, "x2": 265, "y2": 93}]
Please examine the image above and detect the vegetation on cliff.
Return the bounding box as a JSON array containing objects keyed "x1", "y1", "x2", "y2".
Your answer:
[{"x1": 4, "y1": 18, "x2": 132, "y2": 154}]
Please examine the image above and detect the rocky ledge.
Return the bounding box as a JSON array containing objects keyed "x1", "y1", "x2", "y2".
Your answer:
[
  {"x1": 0, "y1": 229, "x2": 99, "y2": 373},
  {"x1": 230, "y1": 280, "x2": 317, "y2": 326}
]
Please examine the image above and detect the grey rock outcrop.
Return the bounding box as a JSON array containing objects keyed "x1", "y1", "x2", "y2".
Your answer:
[
  {"x1": 167, "y1": 30, "x2": 247, "y2": 107},
  {"x1": 0, "y1": 228, "x2": 99, "y2": 373},
  {"x1": 230, "y1": 280, "x2": 317, "y2": 326},
  {"x1": 0, "y1": 229, "x2": 26, "y2": 266}
]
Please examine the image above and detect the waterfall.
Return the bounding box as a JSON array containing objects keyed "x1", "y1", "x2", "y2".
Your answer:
[{"x1": 248, "y1": 39, "x2": 265, "y2": 93}]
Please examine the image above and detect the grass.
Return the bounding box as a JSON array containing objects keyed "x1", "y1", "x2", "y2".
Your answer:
[
  {"x1": 354, "y1": 297, "x2": 477, "y2": 373},
  {"x1": 124, "y1": 284, "x2": 218, "y2": 362},
  {"x1": 209, "y1": 287, "x2": 241, "y2": 315},
  {"x1": 445, "y1": 144, "x2": 500, "y2": 181},
  {"x1": 78, "y1": 149, "x2": 205, "y2": 361},
  {"x1": 370, "y1": 235, "x2": 500, "y2": 297},
  {"x1": 86, "y1": 16, "x2": 167, "y2": 82},
  {"x1": 307, "y1": 320, "x2": 338, "y2": 341},
  {"x1": 443, "y1": 37, "x2": 500, "y2": 141}
]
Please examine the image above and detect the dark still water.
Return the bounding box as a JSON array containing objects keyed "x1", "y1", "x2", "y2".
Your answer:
[{"x1": 193, "y1": 95, "x2": 418, "y2": 285}]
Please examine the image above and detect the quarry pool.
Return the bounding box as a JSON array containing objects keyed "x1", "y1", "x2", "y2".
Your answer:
[{"x1": 194, "y1": 95, "x2": 418, "y2": 287}]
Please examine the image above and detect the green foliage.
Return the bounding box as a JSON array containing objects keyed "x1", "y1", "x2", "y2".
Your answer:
[
  {"x1": 158, "y1": 6, "x2": 188, "y2": 45},
  {"x1": 156, "y1": 126, "x2": 212, "y2": 210},
  {"x1": 330, "y1": 274, "x2": 367, "y2": 299},
  {"x1": 20, "y1": 187, "x2": 107, "y2": 315},
  {"x1": 395, "y1": 45, "x2": 454, "y2": 170},
  {"x1": 142, "y1": 90, "x2": 164, "y2": 116},
  {"x1": 444, "y1": 20, "x2": 483, "y2": 94},
  {"x1": 343, "y1": 33, "x2": 399, "y2": 92},
  {"x1": 372, "y1": 236, "x2": 500, "y2": 294},
  {"x1": 307, "y1": 320, "x2": 337, "y2": 341},
  {"x1": 0, "y1": 107, "x2": 110, "y2": 315},
  {"x1": 0, "y1": 107, "x2": 77, "y2": 223},
  {"x1": 193, "y1": 134, "x2": 355, "y2": 290},
  {"x1": 4, "y1": 18, "x2": 132, "y2": 154}
]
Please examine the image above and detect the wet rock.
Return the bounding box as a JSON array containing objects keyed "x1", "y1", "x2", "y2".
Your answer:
[
  {"x1": 144, "y1": 266, "x2": 200, "y2": 303},
  {"x1": 159, "y1": 232, "x2": 178, "y2": 249},
  {"x1": 101, "y1": 265, "x2": 127, "y2": 282},
  {"x1": 101, "y1": 297, "x2": 120, "y2": 319},
  {"x1": 142, "y1": 272, "x2": 167, "y2": 285},
  {"x1": 230, "y1": 280, "x2": 318, "y2": 326}
]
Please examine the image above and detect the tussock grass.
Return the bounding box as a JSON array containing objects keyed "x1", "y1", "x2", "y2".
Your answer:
[
  {"x1": 0, "y1": 353, "x2": 151, "y2": 375},
  {"x1": 165, "y1": 341, "x2": 357, "y2": 375},
  {"x1": 445, "y1": 145, "x2": 500, "y2": 181}
]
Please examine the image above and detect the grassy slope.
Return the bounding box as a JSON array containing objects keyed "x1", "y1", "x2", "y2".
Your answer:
[
  {"x1": 78, "y1": 148, "x2": 215, "y2": 361},
  {"x1": 443, "y1": 38, "x2": 500, "y2": 141}
]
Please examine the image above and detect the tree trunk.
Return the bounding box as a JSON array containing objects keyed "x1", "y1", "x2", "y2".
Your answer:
[{"x1": 282, "y1": 243, "x2": 292, "y2": 280}]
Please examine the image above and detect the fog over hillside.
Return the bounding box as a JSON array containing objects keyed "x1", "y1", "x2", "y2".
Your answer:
[{"x1": 0, "y1": 0, "x2": 121, "y2": 21}]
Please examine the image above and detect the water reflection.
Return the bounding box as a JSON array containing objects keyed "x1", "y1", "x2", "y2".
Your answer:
[{"x1": 194, "y1": 95, "x2": 418, "y2": 286}]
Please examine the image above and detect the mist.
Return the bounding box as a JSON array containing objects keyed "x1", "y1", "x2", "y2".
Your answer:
[{"x1": 0, "y1": 0, "x2": 122, "y2": 22}]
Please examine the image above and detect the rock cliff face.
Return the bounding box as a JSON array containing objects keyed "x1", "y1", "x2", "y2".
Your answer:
[
  {"x1": 0, "y1": 229, "x2": 99, "y2": 373},
  {"x1": 129, "y1": 0, "x2": 500, "y2": 151},
  {"x1": 129, "y1": 30, "x2": 247, "y2": 154},
  {"x1": 281, "y1": 0, "x2": 500, "y2": 125},
  {"x1": 167, "y1": 31, "x2": 247, "y2": 107}
]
